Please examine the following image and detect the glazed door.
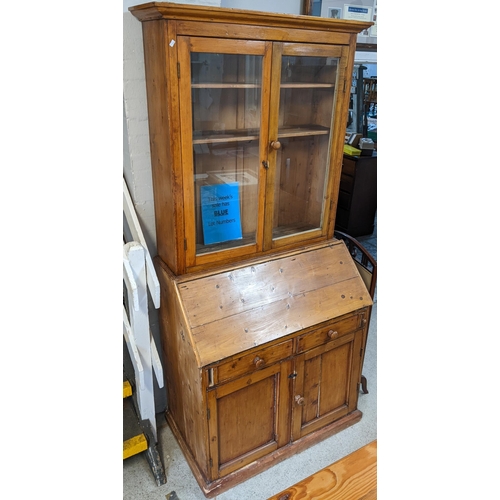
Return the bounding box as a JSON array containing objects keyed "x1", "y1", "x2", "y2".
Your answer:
[
  {"x1": 206, "y1": 360, "x2": 292, "y2": 480},
  {"x1": 291, "y1": 332, "x2": 362, "y2": 441},
  {"x1": 264, "y1": 43, "x2": 348, "y2": 250},
  {"x1": 178, "y1": 37, "x2": 272, "y2": 269},
  {"x1": 178, "y1": 38, "x2": 349, "y2": 270}
]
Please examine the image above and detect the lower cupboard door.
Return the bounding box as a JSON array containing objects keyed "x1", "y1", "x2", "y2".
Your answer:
[
  {"x1": 292, "y1": 332, "x2": 362, "y2": 440},
  {"x1": 207, "y1": 360, "x2": 292, "y2": 480}
]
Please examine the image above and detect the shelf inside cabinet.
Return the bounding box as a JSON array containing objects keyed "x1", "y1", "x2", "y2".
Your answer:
[
  {"x1": 192, "y1": 128, "x2": 260, "y2": 145},
  {"x1": 192, "y1": 125, "x2": 329, "y2": 145},
  {"x1": 191, "y1": 83, "x2": 261, "y2": 89},
  {"x1": 196, "y1": 234, "x2": 256, "y2": 255},
  {"x1": 277, "y1": 125, "x2": 330, "y2": 138},
  {"x1": 191, "y1": 83, "x2": 334, "y2": 89},
  {"x1": 280, "y1": 83, "x2": 334, "y2": 88},
  {"x1": 273, "y1": 223, "x2": 318, "y2": 239}
]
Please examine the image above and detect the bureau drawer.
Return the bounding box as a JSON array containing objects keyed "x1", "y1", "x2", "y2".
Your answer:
[
  {"x1": 339, "y1": 173, "x2": 354, "y2": 193},
  {"x1": 342, "y1": 157, "x2": 356, "y2": 176},
  {"x1": 296, "y1": 313, "x2": 364, "y2": 354},
  {"x1": 217, "y1": 340, "x2": 294, "y2": 383},
  {"x1": 337, "y1": 189, "x2": 351, "y2": 210}
]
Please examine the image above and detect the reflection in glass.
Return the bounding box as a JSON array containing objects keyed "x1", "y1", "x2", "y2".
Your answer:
[
  {"x1": 273, "y1": 55, "x2": 339, "y2": 240},
  {"x1": 191, "y1": 53, "x2": 262, "y2": 254}
]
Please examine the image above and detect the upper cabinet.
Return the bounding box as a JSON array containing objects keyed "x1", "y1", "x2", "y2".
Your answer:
[{"x1": 130, "y1": 2, "x2": 372, "y2": 275}]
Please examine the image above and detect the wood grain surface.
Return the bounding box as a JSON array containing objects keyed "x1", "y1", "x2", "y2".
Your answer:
[{"x1": 268, "y1": 440, "x2": 377, "y2": 500}]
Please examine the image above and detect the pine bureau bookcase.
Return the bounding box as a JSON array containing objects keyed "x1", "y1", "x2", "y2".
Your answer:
[{"x1": 129, "y1": 3, "x2": 373, "y2": 496}]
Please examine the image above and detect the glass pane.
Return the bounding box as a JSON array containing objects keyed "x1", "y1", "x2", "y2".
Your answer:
[
  {"x1": 191, "y1": 53, "x2": 262, "y2": 255},
  {"x1": 273, "y1": 55, "x2": 339, "y2": 240}
]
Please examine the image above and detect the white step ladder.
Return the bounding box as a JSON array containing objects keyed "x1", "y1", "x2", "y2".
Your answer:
[{"x1": 123, "y1": 177, "x2": 166, "y2": 486}]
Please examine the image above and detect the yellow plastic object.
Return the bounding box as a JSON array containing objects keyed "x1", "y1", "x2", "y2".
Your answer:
[
  {"x1": 343, "y1": 145, "x2": 361, "y2": 156},
  {"x1": 123, "y1": 434, "x2": 148, "y2": 459},
  {"x1": 123, "y1": 380, "x2": 132, "y2": 398}
]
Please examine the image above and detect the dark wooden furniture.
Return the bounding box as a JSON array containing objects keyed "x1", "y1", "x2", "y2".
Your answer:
[
  {"x1": 268, "y1": 440, "x2": 377, "y2": 500},
  {"x1": 335, "y1": 153, "x2": 377, "y2": 237},
  {"x1": 334, "y1": 230, "x2": 376, "y2": 395},
  {"x1": 129, "y1": 3, "x2": 373, "y2": 496}
]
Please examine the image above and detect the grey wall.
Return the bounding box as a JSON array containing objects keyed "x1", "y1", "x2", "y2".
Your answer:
[{"x1": 220, "y1": 0, "x2": 303, "y2": 15}]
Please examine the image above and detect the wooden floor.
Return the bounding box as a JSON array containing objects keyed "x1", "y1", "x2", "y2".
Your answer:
[{"x1": 267, "y1": 440, "x2": 377, "y2": 500}]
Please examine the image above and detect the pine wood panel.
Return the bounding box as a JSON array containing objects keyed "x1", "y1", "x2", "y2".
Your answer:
[
  {"x1": 267, "y1": 440, "x2": 377, "y2": 500},
  {"x1": 327, "y1": 42, "x2": 356, "y2": 240},
  {"x1": 208, "y1": 360, "x2": 292, "y2": 479},
  {"x1": 155, "y1": 258, "x2": 209, "y2": 475},
  {"x1": 256, "y1": 41, "x2": 273, "y2": 253},
  {"x1": 142, "y1": 20, "x2": 181, "y2": 273},
  {"x1": 177, "y1": 244, "x2": 371, "y2": 366},
  {"x1": 180, "y1": 244, "x2": 363, "y2": 328},
  {"x1": 293, "y1": 331, "x2": 362, "y2": 440},
  {"x1": 302, "y1": 354, "x2": 321, "y2": 424},
  {"x1": 217, "y1": 374, "x2": 276, "y2": 463},
  {"x1": 177, "y1": 34, "x2": 199, "y2": 269},
  {"x1": 297, "y1": 313, "x2": 360, "y2": 353},
  {"x1": 187, "y1": 36, "x2": 266, "y2": 55},
  {"x1": 175, "y1": 21, "x2": 353, "y2": 45},
  {"x1": 274, "y1": 136, "x2": 325, "y2": 229},
  {"x1": 217, "y1": 339, "x2": 293, "y2": 383},
  {"x1": 193, "y1": 275, "x2": 368, "y2": 366},
  {"x1": 319, "y1": 341, "x2": 352, "y2": 414}
]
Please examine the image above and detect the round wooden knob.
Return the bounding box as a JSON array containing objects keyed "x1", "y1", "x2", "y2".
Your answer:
[
  {"x1": 361, "y1": 318, "x2": 367, "y2": 326},
  {"x1": 327, "y1": 330, "x2": 338, "y2": 339},
  {"x1": 295, "y1": 395, "x2": 305, "y2": 406},
  {"x1": 270, "y1": 140, "x2": 281, "y2": 150},
  {"x1": 253, "y1": 356, "x2": 265, "y2": 368}
]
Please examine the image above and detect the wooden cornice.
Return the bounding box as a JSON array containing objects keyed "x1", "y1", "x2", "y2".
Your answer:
[{"x1": 129, "y1": 2, "x2": 373, "y2": 35}]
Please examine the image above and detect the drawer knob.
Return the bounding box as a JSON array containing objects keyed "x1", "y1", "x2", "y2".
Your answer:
[
  {"x1": 327, "y1": 330, "x2": 338, "y2": 339},
  {"x1": 253, "y1": 356, "x2": 265, "y2": 368},
  {"x1": 361, "y1": 318, "x2": 367, "y2": 326},
  {"x1": 295, "y1": 395, "x2": 305, "y2": 406}
]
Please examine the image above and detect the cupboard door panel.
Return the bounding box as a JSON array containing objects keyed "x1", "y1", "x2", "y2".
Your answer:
[
  {"x1": 293, "y1": 332, "x2": 361, "y2": 440},
  {"x1": 208, "y1": 361, "x2": 292, "y2": 479},
  {"x1": 302, "y1": 355, "x2": 321, "y2": 424},
  {"x1": 218, "y1": 375, "x2": 275, "y2": 465},
  {"x1": 319, "y1": 342, "x2": 351, "y2": 414}
]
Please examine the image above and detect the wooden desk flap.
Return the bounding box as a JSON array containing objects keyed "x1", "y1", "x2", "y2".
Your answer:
[{"x1": 174, "y1": 242, "x2": 372, "y2": 367}]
